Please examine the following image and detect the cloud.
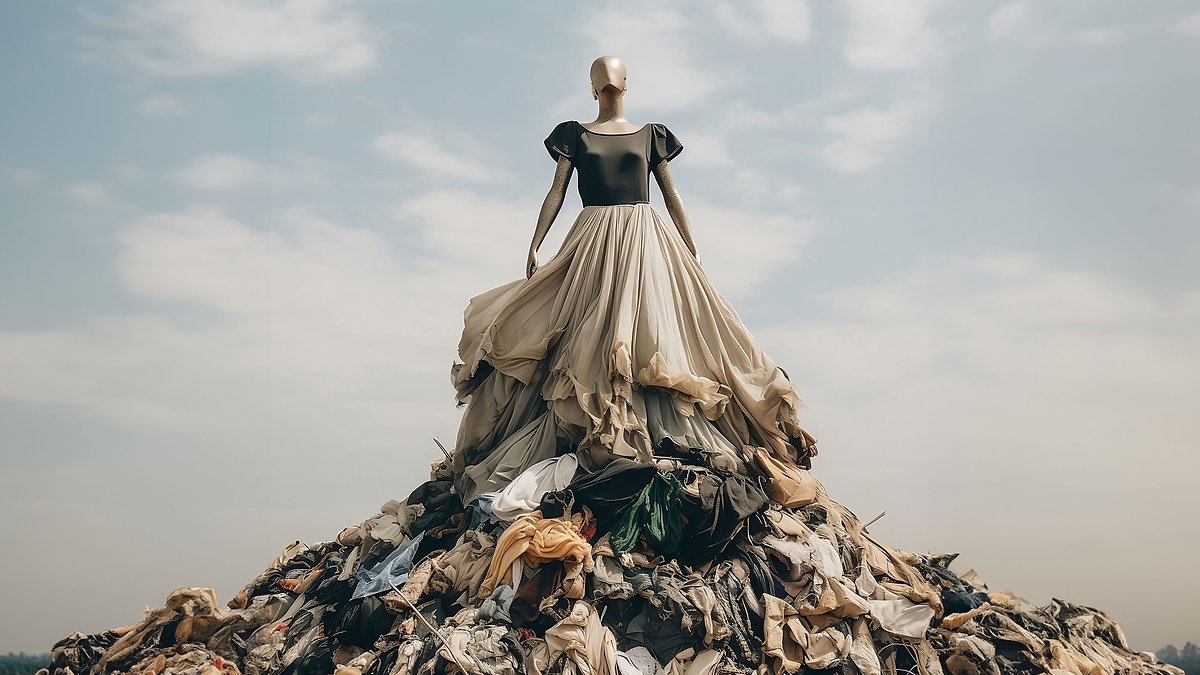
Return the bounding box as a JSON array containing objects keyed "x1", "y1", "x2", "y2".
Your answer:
[
  {"x1": 0, "y1": 195, "x2": 544, "y2": 434},
  {"x1": 987, "y1": 1, "x2": 1031, "y2": 40},
  {"x1": 675, "y1": 130, "x2": 735, "y2": 168},
  {"x1": 1174, "y1": 10, "x2": 1200, "y2": 36},
  {"x1": 0, "y1": 208, "x2": 443, "y2": 432},
  {"x1": 755, "y1": 255, "x2": 1199, "y2": 647},
  {"x1": 304, "y1": 112, "x2": 337, "y2": 130},
  {"x1": 85, "y1": 0, "x2": 375, "y2": 80},
  {"x1": 64, "y1": 182, "x2": 113, "y2": 205},
  {"x1": 373, "y1": 133, "x2": 503, "y2": 183},
  {"x1": 820, "y1": 102, "x2": 924, "y2": 172},
  {"x1": 576, "y1": 6, "x2": 726, "y2": 111},
  {"x1": 5, "y1": 168, "x2": 45, "y2": 185},
  {"x1": 1068, "y1": 28, "x2": 1123, "y2": 46},
  {"x1": 169, "y1": 152, "x2": 331, "y2": 191},
  {"x1": 170, "y1": 154, "x2": 264, "y2": 191},
  {"x1": 686, "y1": 201, "x2": 812, "y2": 297},
  {"x1": 138, "y1": 94, "x2": 186, "y2": 115},
  {"x1": 843, "y1": 0, "x2": 942, "y2": 71},
  {"x1": 716, "y1": 0, "x2": 813, "y2": 44},
  {"x1": 989, "y1": 3, "x2": 1125, "y2": 47}
]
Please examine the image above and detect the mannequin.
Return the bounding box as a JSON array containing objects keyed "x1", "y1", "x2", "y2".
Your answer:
[{"x1": 526, "y1": 55, "x2": 698, "y2": 279}]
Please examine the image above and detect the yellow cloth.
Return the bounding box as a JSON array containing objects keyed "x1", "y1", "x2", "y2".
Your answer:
[{"x1": 480, "y1": 510, "x2": 594, "y2": 598}]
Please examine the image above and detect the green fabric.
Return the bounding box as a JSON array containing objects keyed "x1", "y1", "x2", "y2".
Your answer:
[{"x1": 610, "y1": 473, "x2": 684, "y2": 555}]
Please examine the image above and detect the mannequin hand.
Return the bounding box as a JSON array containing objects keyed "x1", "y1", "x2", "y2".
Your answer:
[{"x1": 526, "y1": 249, "x2": 538, "y2": 279}]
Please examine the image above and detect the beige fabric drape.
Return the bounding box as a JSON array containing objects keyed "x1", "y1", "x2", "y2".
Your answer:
[{"x1": 451, "y1": 203, "x2": 816, "y2": 500}]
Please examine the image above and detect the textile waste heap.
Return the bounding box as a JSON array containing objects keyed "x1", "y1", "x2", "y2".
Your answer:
[{"x1": 49, "y1": 447, "x2": 1178, "y2": 675}]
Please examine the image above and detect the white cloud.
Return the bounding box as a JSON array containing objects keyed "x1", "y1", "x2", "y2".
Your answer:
[
  {"x1": 64, "y1": 182, "x2": 113, "y2": 205},
  {"x1": 1173, "y1": 10, "x2": 1200, "y2": 36},
  {"x1": 138, "y1": 94, "x2": 186, "y2": 115},
  {"x1": 5, "y1": 168, "x2": 45, "y2": 185},
  {"x1": 843, "y1": 0, "x2": 942, "y2": 71},
  {"x1": 577, "y1": 7, "x2": 726, "y2": 111},
  {"x1": 86, "y1": 0, "x2": 375, "y2": 80},
  {"x1": 0, "y1": 193, "x2": 552, "y2": 434},
  {"x1": 989, "y1": 4, "x2": 1124, "y2": 47},
  {"x1": 820, "y1": 102, "x2": 924, "y2": 172},
  {"x1": 0, "y1": 208, "x2": 453, "y2": 431},
  {"x1": 170, "y1": 153, "x2": 264, "y2": 191},
  {"x1": 169, "y1": 152, "x2": 331, "y2": 191},
  {"x1": 304, "y1": 112, "x2": 337, "y2": 129},
  {"x1": 373, "y1": 134, "x2": 502, "y2": 183},
  {"x1": 686, "y1": 201, "x2": 812, "y2": 297},
  {"x1": 1068, "y1": 28, "x2": 1123, "y2": 46},
  {"x1": 675, "y1": 131, "x2": 735, "y2": 168},
  {"x1": 987, "y1": 1, "x2": 1031, "y2": 40},
  {"x1": 113, "y1": 163, "x2": 144, "y2": 184},
  {"x1": 716, "y1": 0, "x2": 813, "y2": 44}
]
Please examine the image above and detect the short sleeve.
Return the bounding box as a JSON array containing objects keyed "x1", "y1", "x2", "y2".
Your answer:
[
  {"x1": 544, "y1": 121, "x2": 577, "y2": 163},
  {"x1": 650, "y1": 123, "x2": 683, "y2": 166}
]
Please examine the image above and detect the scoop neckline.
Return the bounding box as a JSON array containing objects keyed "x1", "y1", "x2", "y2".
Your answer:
[{"x1": 576, "y1": 120, "x2": 650, "y2": 136}]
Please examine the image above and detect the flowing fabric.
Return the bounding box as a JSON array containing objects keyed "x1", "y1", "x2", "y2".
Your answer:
[{"x1": 450, "y1": 202, "x2": 815, "y2": 502}]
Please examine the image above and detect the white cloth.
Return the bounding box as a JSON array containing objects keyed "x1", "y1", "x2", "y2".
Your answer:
[
  {"x1": 490, "y1": 454, "x2": 578, "y2": 521},
  {"x1": 868, "y1": 598, "x2": 936, "y2": 639}
]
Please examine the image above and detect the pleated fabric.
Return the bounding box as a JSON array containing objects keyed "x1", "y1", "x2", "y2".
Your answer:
[{"x1": 450, "y1": 203, "x2": 815, "y2": 502}]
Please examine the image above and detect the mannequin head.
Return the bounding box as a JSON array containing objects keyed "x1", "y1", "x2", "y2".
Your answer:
[{"x1": 590, "y1": 55, "x2": 627, "y2": 100}]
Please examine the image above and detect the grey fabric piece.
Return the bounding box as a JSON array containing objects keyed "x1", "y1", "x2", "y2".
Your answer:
[
  {"x1": 207, "y1": 593, "x2": 290, "y2": 660},
  {"x1": 475, "y1": 585, "x2": 516, "y2": 625}
]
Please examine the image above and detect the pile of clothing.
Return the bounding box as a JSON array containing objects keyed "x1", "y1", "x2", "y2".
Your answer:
[{"x1": 50, "y1": 451, "x2": 1179, "y2": 675}]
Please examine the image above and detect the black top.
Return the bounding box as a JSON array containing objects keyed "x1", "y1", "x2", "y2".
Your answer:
[{"x1": 544, "y1": 120, "x2": 683, "y2": 207}]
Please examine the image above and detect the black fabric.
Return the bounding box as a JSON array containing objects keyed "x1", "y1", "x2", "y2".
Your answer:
[
  {"x1": 621, "y1": 602, "x2": 703, "y2": 666},
  {"x1": 677, "y1": 473, "x2": 769, "y2": 567},
  {"x1": 411, "y1": 489, "x2": 462, "y2": 534},
  {"x1": 558, "y1": 458, "x2": 656, "y2": 532},
  {"x1": 51, "y1": 630, "x2": 121, "y2": 674},
  {"x1": 333, "y1": 596, "x2": 395, "y2": 649},
  {"x1": 543, "y1": 120, "x2": 683, "y2": 207},
  {"x1": 279, "y1": 636, "x2": 335, "y2": 675},
  {"x1": 728, "y1": 536, "x2": 782, "y2": 604},
  {"x1": 650, "y1": 123, "x2": 683, "y2": 166},
  {"x1": 407, "y1": 477, "x2": 452, "y2": 506},
  {"x1": 537, "y1": 489, "x2": 573, "y2": 519}
]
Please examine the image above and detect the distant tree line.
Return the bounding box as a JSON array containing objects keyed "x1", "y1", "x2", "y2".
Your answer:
[
  {"x1": 0, "y1": 653, "x2": 51, "y2": 675},
  {"x1": 1159, "y1": 643, "x2": 1200, "y2": 674}
]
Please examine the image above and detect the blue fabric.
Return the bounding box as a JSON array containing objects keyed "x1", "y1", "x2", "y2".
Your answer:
[
  {"x1": 467, "y1": 492, "x2": 504, "y2": 529},
  {"x1": 351, "y1": 532, "x2": 424, "y2": 599}
]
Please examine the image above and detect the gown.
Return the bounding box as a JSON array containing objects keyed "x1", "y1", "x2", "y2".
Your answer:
[{"x1": 449, "y1": 120, "x2": 817, "y2": 502}]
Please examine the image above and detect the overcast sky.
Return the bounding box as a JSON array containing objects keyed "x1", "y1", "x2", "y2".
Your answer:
[{"x1": 2, "y1": 0, "x2": 1198, "y2": 655}]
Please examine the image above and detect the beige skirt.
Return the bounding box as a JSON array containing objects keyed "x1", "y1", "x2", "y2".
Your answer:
[{"x1": 450, "y1": 203, "x2": 816, "y2": 501}]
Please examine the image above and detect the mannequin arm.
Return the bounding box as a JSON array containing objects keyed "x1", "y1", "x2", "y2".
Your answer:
[
  {"x1": 528, "y1": 156, "x2": 573, "y2": 278},
  {"x1": 652, "y1": 161, "x2": 698, "y2": 257}
]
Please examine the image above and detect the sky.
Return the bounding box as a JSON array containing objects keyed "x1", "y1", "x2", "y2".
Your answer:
[{"x1": 1, "y1": 0, "x2": 1198, "y2": 655}]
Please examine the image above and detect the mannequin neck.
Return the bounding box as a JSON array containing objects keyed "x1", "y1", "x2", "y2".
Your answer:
[{"x1": 593, "y1": 91, "x2": 626, "y2": 123}]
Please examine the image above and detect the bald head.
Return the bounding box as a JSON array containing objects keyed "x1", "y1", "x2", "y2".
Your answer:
[{"x1": 590, "y1": 55, "x2": 627, "y2": 97}]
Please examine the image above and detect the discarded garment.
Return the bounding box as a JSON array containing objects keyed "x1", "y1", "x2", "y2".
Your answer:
[
  {"x1": 491, "y1": 454, "x2": 579, "y2": 521},
  {"x1": 480, "y1": 510, "x2": 594, "y2": 599},
  {"x1": 868, "y1": 598, "x2": 936, "y2": 639},
  {"x1": 561, "y1": 458, "x2": 657, "y2": 530},
  {"x1": 760, "y1": 594, "x2": 850, "y2": 672},
  {"x1": 352, "y1": 533, "x2": 424, "y2": 600},
  {"x1": 610, "y1": 472, "x2": 684, "y2": 555},
  {"x1": 676, "y1": 472, "x2": 768, "y2": 566},
  {"x1": 544, "y1": 601, "x2": 621, "y2": 675}
]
